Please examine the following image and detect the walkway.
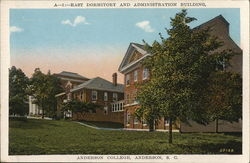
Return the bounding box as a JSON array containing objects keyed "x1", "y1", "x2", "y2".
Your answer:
[{"x1": 75, "y1": 121, "x2": 179, "y2": 132}]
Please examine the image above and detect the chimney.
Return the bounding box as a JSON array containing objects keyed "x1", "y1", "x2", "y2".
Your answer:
[{"x1": 112, "y1": 73, "x2": 117, "y2": 86}]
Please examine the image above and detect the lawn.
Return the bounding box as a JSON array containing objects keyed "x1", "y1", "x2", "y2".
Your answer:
[{"x1": 9, "y1": 119, "x2": 242, "y2": 155}]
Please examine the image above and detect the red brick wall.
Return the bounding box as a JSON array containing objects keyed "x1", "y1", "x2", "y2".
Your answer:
[
  {"x1": 124, "y1": 105, "x2": 179, "y2": 130},
  {"x1": 72, "y1": 110, "x2": 124, "y2": 124},
  {"x1": 70, "y1": 88, "x2": 124, "y2": 123}
]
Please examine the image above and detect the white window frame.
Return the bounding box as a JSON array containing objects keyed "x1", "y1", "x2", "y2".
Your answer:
[
  {"x1": 134, "y1": 70, "x2": 138, "y2": 82},
  {"x1": 92, "y1": 90, "x2": 98, "y2": 101},
  {"x1": 143, "y1": 67, "x2": 149, "y2": 80},
  {"x1": 104, "y1": 92, "x2": 108, "y2": 101},
  {"x1": 125, "y1": 74, "x2": 130, "y2": 86}
]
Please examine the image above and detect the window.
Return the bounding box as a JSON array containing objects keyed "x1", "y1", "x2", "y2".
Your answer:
[
  {"x1": 119, "y1": 103, "x2": 123, "y2": 111},
  {"x1": 104, "y1": 106, "x2": 108, "y2": 115},
  {"x1": 134, "y1": 70, "x2": 138, "y2": 82},
  {"x1": 126, "y1": 94, "x2": 130, "y2": 104},
  {"x1": 125, "y1": 74, "x2": 130, "y2": 85},
  {"x1": 164, "y1": 118, "x2": 170, "y2": 126},
  {"x1": 92, "y1": 91, "x2": 97, "y2": 101},
  {"x1": 142, "y1": 119, "x2": 147, "y2": 126},
  {"x1": 67, "y1": 93, "x2": 71, "y2": 100},
  {"x1": 104, "y1": 92, "x2": 108, "y2": 101},
  {"x1": 134, "y1": 117, "x2": 139, "y2": 124},
  {"x1": 113, "y1": 93, "x2": 118, "y2": 101},
  {"x1": 143, "y1": 67, "x2": 149, "y2": 80},
  {"x1": 80, "y1": 92, "x2": 83, "y2": 99},
  {"x1": 126, "y1": 112, "x2": 130, "y2": 125}
]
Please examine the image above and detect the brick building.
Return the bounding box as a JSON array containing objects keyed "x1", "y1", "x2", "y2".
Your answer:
[
  {"x1": 56, "y1": 73, "x2": 125, "y2": 124},
  {"x1": 118, "y1": 15, "x2": 242, "y2": 132},
  {"x1": 53, "y1": 71, "x2": 89, "y2": 89},
  {"x1": 29, "y1": 71, "x2": 89, "y2": 116}
]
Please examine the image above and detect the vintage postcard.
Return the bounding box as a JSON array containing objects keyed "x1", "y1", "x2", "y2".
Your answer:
[{"x1": 1, "y1": 0, "x2": 249, "y2": 162}]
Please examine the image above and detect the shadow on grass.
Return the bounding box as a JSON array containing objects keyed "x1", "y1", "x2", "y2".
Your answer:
[{"x1": 79, "y1": 120, "x2": 124, "y2": 128}]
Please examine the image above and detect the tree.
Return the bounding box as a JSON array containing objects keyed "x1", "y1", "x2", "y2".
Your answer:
[
  {"x1": 45, "y1": 71, "x2": 64, "y2": 118},
  {"x1": 136, "y1": 9, "x2": 238, "y2": 143},
  {"x1": 9, "y1": 66, "x2": 29, "y2": 116},
  {"x1": 29, "y1": 68, "x2": 63, "y2": 118},
  {"x1": 206, "y1": 71, "x2": 242, "y2": 133},
  {"x1": 61, "y1": 100, "x2": 101, "y2": 119}
]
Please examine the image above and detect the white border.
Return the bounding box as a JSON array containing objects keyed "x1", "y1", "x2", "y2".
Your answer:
[{"x1": 1, "y1": 0, "x2": 249, "y2": 163}]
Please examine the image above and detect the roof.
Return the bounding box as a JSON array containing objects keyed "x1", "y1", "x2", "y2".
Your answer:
[
  {"x1": 193, "y1": 15, "x2": 229, "y2": 30},
  {"x1": 54, "y1": 71, "x2": 89, "y2": 80},
  {"x1": 71, "y1": 77, "x2": 124, "y2": 93},
  {"x1": 118, "y1": 43, "x2": 150, "y2": 73},
  {"x1": 118, "y1": 15, "x2": 233, "y2": 73}
]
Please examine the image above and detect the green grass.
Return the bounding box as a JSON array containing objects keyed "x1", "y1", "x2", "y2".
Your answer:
[
  {"x1": 79, "y1": 120, "x2": 124, "y2": 128},
  {"x1": 9, "y1": 119, "x2": 242, "y2": 155}
]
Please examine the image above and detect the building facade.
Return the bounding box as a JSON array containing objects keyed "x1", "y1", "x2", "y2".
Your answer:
[
  {"x1": 56, "y1": 73, "x2": 125, "y2": 124},
  {"x1": 29, "y1": 71, "x2": 89, "y2": 116},
  {"x1": 118, "y1": 15, "x2": 242, "y2": 132}
]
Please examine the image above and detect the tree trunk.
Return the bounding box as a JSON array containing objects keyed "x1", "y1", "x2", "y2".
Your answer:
[
  {"x1": 42, "y1": 105, "x2": 45, "y2": 119},
  {"x1": 215, "y1": 119, "x2": 219, "y2": 133},
  {"x1": 169, "y1": 118, "x2": 173, "y2": 144},
  {"x1": 149, "y1": 120, "x2": 155, "y2": 132}
]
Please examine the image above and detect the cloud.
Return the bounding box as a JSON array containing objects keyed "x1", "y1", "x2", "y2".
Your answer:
[
  {"x1": 61, "y1": 16, "x2": 90, "y2": 27},
  {"x1": 10, "y1": 26, "x2": 23, "y2": 33},
  {"x1": 135, "y1": 21, "x2": 154, "y2": 32}
]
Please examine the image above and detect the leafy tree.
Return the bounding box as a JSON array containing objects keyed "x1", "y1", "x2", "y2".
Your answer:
[
  {"x1": 29, "y1": 68, "x2": 63, "y2": 118},
  {"x1": 61, "y1": 100, "x2": 101, "y2": 119},
  {"x1": 136, "y1": 9, "x2": 238, "y2": 143},
  {"x1": 9, "y1": 66, "x2": 29, "y2": 116},
  {"x1": 45, "y1": 71, "x2": 64, "y2": 118},
  {"x1": 206, "y1": 71, "x2": 242, "y2": 132}
]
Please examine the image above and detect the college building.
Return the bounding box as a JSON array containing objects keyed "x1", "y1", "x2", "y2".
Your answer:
[
  {"x1": 118, "y1": 15, "x2": 242, "y2": 132},
  {"x1": 55, "y1": 72, "x2": 125, "y2": 124}
]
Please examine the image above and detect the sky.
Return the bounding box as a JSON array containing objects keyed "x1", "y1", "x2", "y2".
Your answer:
[{"x1": 10, "y1": 8, "x2": 240, "y2": 83}]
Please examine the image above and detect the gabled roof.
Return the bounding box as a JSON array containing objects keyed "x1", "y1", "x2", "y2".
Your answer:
[
  {"x1": 118, "y1": 43, "x2": 151, "y2": 73},
  {"x1": 193, "y1": 15, "x2": 229, "y2": 30},
  {"x1": 71, "y1": 77, "x2": 124, "y2": 93},
  {"x1": 118, "y1": 15, "x2": 238, "y2": 74},
  {"x1": 54, "y1": 71, "x2": 89, "y2": 80}
]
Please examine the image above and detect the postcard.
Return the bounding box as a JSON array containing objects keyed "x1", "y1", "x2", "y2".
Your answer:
[{"x1": 1, "y1": 0, "x2": 249, "y2": 162}]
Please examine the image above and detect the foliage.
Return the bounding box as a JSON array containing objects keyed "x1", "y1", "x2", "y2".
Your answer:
[
  {"x1": 9, "y1": 66, "x2": 29, "y2": 116},
  {"x1": 136, "y1": 9, "x2": 240, "y2": 143},
  {"x1": 206, "y1": 71, "x2": 242, "y2": 129},
  {"x1": 29, "y1": 68, "x2": 63, "y2": 118},
  {"x1": 9, "y1": 119, "x2": 242, "y2": 155},
  {"x1": 61, "y1": 100, "x2": 101, "y2": 119}
]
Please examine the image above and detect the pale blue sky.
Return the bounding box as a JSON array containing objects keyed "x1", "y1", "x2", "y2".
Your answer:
[{"x1": 10, "y1": 8, "x2": 240, "y2": 82}]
